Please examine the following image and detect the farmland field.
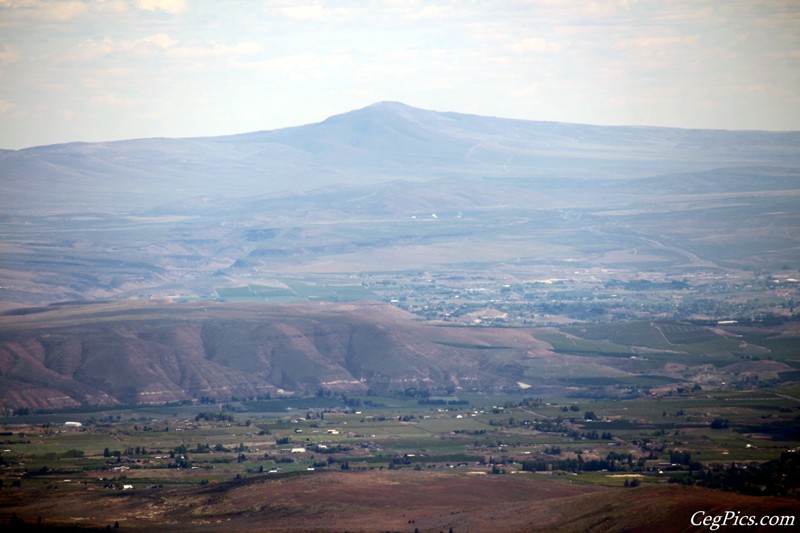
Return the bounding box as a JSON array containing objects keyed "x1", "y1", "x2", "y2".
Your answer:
[
  {"x1": 215, "y1": 282, "x2": 376, "y2": 303},
  {"x1": 2, "y1": 381, "x2": 799, "y2": 531}
]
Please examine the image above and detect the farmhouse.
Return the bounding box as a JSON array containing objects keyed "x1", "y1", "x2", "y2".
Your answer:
[{"x1": 64, "y1": 421, "x2": 82, "y2": 428}]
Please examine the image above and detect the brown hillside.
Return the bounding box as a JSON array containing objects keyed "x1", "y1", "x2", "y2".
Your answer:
[
  {"x1": 547, "y1": 483, "x2": 800, "y2": 532},
  {"x1": 1, "y1": 470, "x2": 796, "y2": 532},
  {"x1": 0, "y1": 300, "x2": 544, "y2": 410}
]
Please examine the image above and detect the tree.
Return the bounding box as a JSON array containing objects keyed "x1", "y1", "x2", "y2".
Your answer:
[{"x1": 710, "y1": 418, "x2": 729, "y2": 429}]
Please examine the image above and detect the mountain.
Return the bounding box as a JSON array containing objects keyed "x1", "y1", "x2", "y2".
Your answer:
[{"x1": 2, "y1": 102, "x2": 799, "y2": 213}]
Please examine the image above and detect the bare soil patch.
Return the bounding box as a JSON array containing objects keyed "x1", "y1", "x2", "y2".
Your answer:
[{"x1": 1, "y1": 470, "x2": 607, "y2": 532}]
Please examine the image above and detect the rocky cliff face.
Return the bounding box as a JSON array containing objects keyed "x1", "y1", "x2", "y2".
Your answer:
[{"x1": 0, "y1": 301, "x2": 523, "y2": 410}]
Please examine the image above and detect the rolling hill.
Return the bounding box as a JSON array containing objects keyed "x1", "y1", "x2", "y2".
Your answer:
[
  {"x1": 1, "y1": 298, "x2": 794, "y2": 411},
  {"x1": 0, "y1": 300, "x2": 535, "y2": 409}
]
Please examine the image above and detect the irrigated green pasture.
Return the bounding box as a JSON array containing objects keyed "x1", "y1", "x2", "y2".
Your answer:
[
  {"x1": 2, "y1": 383, "x2": 797, "y2": 498},
  {"x1": 216, "y1": 282, "x2": 375, "y2": 303}
]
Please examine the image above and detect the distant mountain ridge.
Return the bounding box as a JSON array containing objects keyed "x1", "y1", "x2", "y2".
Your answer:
[{"x1": 2, "y1": 102, "x2": 799, "y2": 213}]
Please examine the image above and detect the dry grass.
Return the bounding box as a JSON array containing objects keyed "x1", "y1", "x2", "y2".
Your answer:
[{"x1": 3, "y1": 470, "x2": 797, "y2": 532}]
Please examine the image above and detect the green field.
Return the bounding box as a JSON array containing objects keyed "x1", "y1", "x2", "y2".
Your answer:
[
  {"x1": 3, "y1": 385, "x2": 798, "y2": 498},
  {"x1": 215, "y1": 282, "x2": 375, "y2": 303}
]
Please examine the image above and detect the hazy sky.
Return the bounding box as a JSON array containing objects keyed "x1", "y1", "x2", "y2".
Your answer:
[{"x1": 1, "y1": 0, "x2": 798, "y2": 149}]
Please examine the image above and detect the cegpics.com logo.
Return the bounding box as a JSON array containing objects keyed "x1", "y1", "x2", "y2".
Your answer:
[{"x1": 691, "y1": 511, "x2": 795, "y2": 530}]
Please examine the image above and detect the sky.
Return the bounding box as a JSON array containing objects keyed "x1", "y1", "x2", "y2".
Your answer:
[{"x1": 0, "y1": 0, "x2": 799, "y2": 149}]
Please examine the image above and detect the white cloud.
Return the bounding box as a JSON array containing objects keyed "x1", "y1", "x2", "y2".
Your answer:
[
  {"x1": 615, "y1": 34, "x2": 701, "y2": 69},
  {"x1": 237, "y1": 54, "x2": 320, "y2": 71},
  {"x1": 137, "y1": 33, "x2": 177, "y2": 49},
  {"x1": 511, "y1": 37, "x2": 562, "y2": 54},
  {"x1": 0, "y1": 0, "x2": 89, "y2": 20},
  {"x1": 579, "y1": 1, "x2": 636, "y2": 17},
  {"x1": 137, "y1": 0, "x2": 187, "y2": 15},
  {"x1": 64, "y1": 34, "x2": 180, "y2": 62},
  {"x1": 235, "y1": 52, "x2": 349, "y2": 73},
  {"x1": 270, "y1": 2, "x2": 364, "y2": 21},
  {"x1": 0, "y1": 45, "x2": 21, "y2": 64},
  {"x1": 89, "y1": 93, "x2": 136, "y2": 108},
  {"x1": 167, "y1": 40, "x2": 262, "y2": 59},
  {"x1": 278, "y1": 3, "x2": 327, "y2": 20},
  {"x1": 407, "y1": 4, "x2": 455, "y2": 20},
  {"x1": 121, "y1": 33, "x2": 178, "y2": 57},
  {"x1": 66, "y1": 37, "x2": 115, "y2": 62},
  {"x1": 48, "y1": 0, "x2": 89, "y2": 19}
]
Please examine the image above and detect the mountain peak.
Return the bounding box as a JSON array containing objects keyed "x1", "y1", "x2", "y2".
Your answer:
[
  {"x1": 364, "y1": 101, "x2": 416, "y2": 111},
  {"x1": 324, "y1": 101, "x2": 426, "y2": 123}
]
